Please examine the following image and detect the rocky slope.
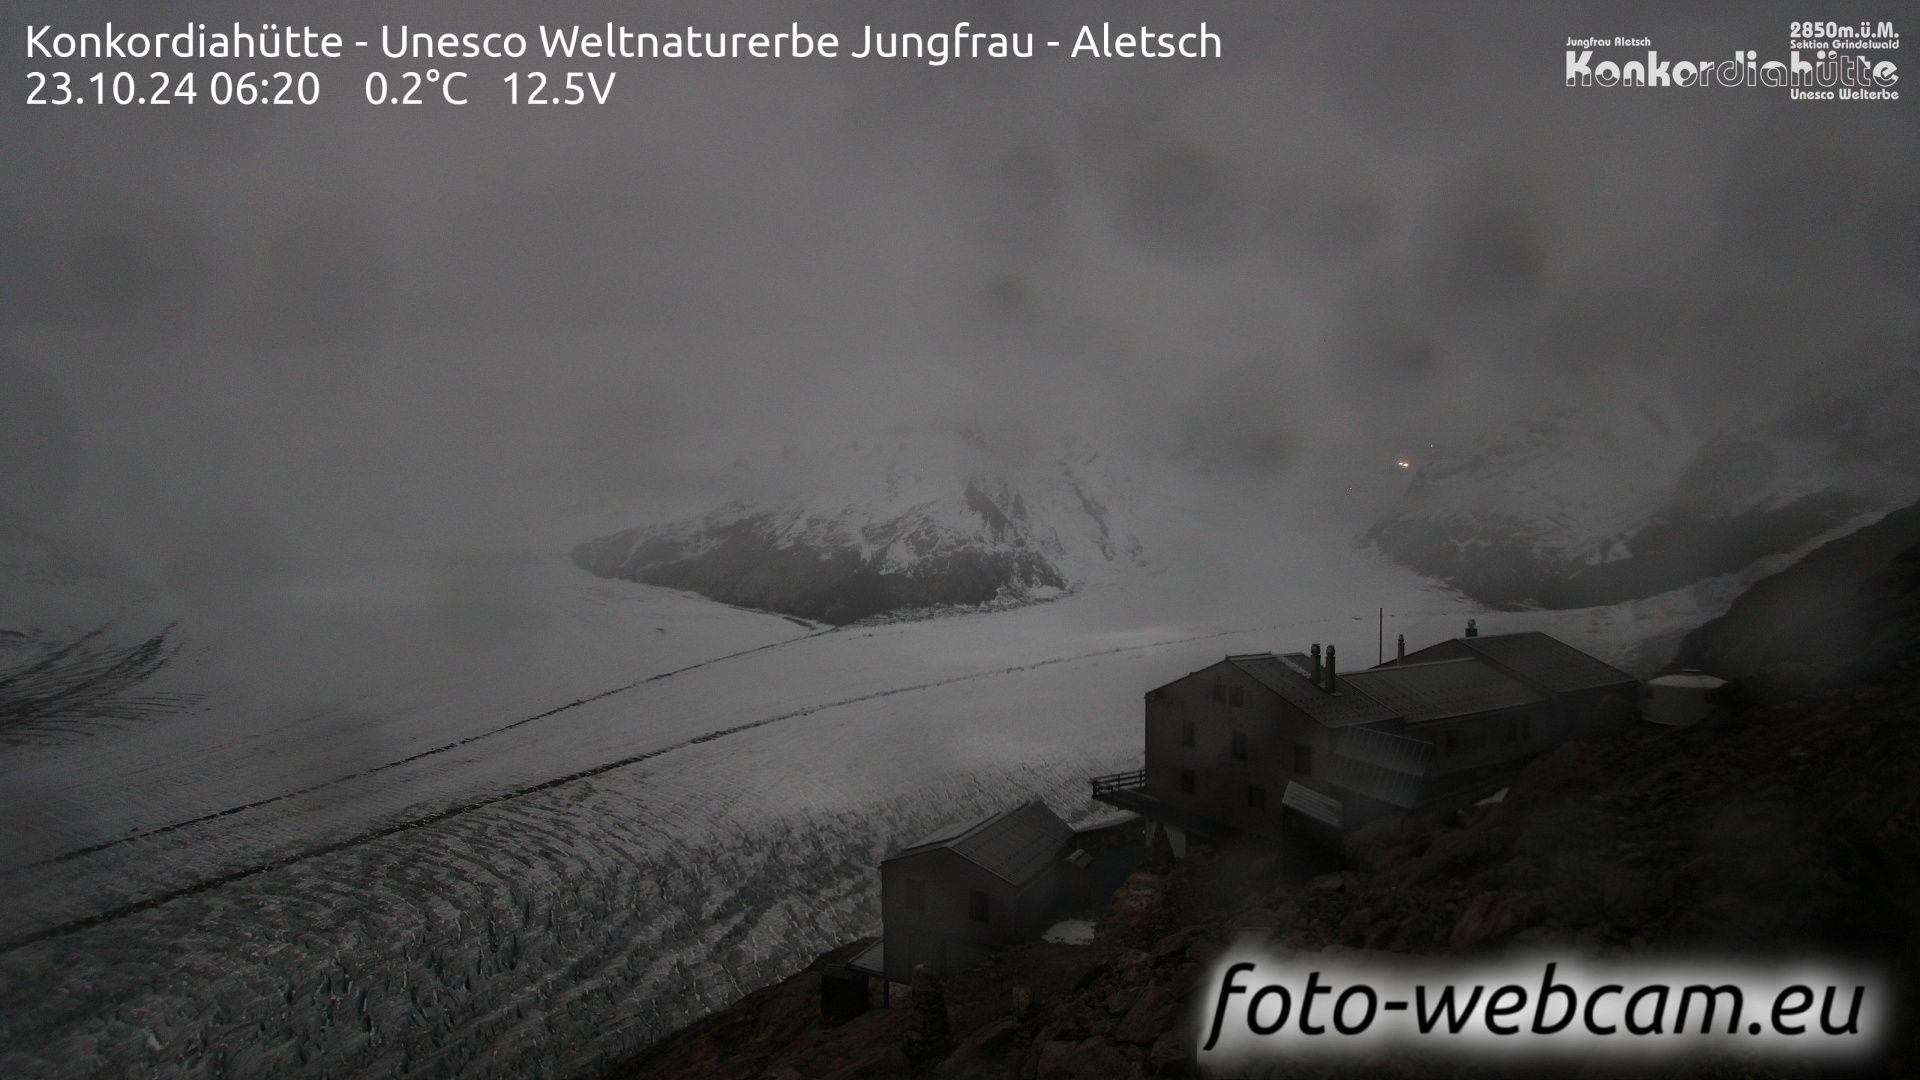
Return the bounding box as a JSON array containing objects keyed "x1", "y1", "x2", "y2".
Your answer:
[
  {"x1": 573, "y1": 429, "x2": 1144, "y2": 625},
  {"x1": 1364, "y1": 367, "x2": 1920, "y2": 609},
  {"x1": 611, "y1": 513, "x2": 1920, "y2": 1078},
  {"x1": 1668, "y1": 500, "x2": 1920, "y2": 699},
  {"x1": 612, "y1": 678, "x2": 1920, "y2": 1079}
]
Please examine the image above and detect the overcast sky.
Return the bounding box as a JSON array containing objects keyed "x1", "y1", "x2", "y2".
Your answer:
[{"x1": 4, "y1": 0, "x2": 1917, "y2": 607}]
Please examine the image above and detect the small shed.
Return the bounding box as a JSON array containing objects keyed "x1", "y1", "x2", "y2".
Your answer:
[
  {"x1": 873, "y1": 800, "x2": 1079, "y2": 984},
  {"x1": 1646, "y1": 670, "x2": 1729, "y2": 727},
  {"x1": 819, "y1": 963, "x2": 871, "y2": 1022}
]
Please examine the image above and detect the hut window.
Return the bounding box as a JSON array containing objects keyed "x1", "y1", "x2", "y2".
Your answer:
[
  {"x1": 968, "y1": 890, "x2": 991, "y2": 923},
  {"x1": 1179, "y1": 720, "x2": 1195, "y2": 748},
  {"x1": 1443, "y1": 728, "x2": 1459, "y2": 755},
  {"x1": 1247, "y1": 785, "x2": 1266, "y2": 810},
  {"x1": 1293, "y1": 742, "x2": 1312, "y2": 776},
  {"x1": 1211, "y1": 683, "x2": 1227, "y2": 704},
  {"x1": 1179, "y1": 768, "x2": 1196, "y2": 795},
  {"x1": 1228, "y1": 685, "x2": 1245, "y2": 707},
  {"x1": 904, "y1": 878, "x2": 925, "y2": 913},
  {"x1": 1230, "y1": 731, "x2": 1248, "y2": 761}
]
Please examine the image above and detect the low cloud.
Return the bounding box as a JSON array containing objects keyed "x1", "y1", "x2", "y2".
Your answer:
[{"x1": 2, "y1": 0, "x2": 1915, "y2": 620}]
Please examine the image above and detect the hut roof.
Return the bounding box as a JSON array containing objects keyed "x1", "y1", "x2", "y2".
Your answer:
[
  {"x1": 1340, "y1": 658, "x2": 1546, "y2": 723},
  {"x1": 1394, "y1": 632, "x2": 1637, "y2": 695},
  {"x1": 887, "y1": 800, "x2": 1073, "y2": 886}
]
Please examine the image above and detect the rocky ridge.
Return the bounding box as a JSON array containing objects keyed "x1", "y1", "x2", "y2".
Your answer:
[
  {"x1": 613, "y1": 667, "x2": 1920, "y2": 1078},
  {"x1": 574, "y1": 430, "x2": 1142, "y2": 625},
  {"x1": 1365, "y1": 368, "x2": 1920, "y2": 609},
  {"x1": 612, "y1": 503, "x2": 1920, "y2": 1078}
]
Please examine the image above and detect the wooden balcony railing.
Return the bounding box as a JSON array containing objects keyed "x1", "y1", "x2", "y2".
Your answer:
[{"x1": 1089, "y1": 768, "x2": 1147, "y2": 798}]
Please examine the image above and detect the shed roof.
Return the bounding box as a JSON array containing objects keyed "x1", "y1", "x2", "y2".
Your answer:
[
  {"x1": 1281, "y1": 781, "x2": 1344, "y2": 828},
  {"x1": 847, "y1": 939, "x2": 885, "y2": 979},
  {"x1": 886, "y1": 800, "x2": 1073, "y2": 886},
  {"x1": 1226, "y1": 654, "x2": 1398, "y2": 729},
  {"x1": 1648, "y1": 672, "x2": 1727, "y2": 690},
  {"x1": 1340, "y1": 658, "x2": 1546, "y2": 723}
]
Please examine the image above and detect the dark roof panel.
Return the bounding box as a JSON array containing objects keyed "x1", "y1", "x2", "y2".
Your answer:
[
  {"x1": 1454, "y1": 632, "x2": 1637, "y2": 694},
  {"x1": 1341, "y1": 658, "x2": 1546, "y2": 722},
  {"x1": 887, "y1": 800, "x2": 1072, "y2": 886},
  {"x1": 1228, "y1": 654, "x2": 1398, "y2": 729}
]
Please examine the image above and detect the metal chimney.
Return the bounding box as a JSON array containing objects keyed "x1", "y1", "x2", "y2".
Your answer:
[
  {"x1": 1465, "y1": 618, "x2": 1479, "y2": 638},
  {"x1": 1396, "y1": 633, "x2": 1406, "y2": 662},
  {"x1": 1309, "y1": 644, "x2": 1322, "y2": 685},
  {"x1": 1325, "y1": 644, "x2": 1337, "y2": 691}
]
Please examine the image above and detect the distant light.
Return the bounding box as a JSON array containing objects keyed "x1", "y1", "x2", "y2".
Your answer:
[{"x1": 1396, "y1": 460, "x2": 1412, "y2": 470}]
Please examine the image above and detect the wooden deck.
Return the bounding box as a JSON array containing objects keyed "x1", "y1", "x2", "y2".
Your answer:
[{"x1": 1086, "y1": 768, "x2": 1232, "y2": 840}]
